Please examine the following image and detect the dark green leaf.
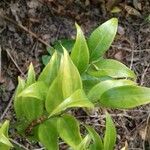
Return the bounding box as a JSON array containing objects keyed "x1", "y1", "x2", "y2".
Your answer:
[
  {"x1": 88, "y1": 79, "x2": 136, "y2": 103},
  {"x1": 88, "y1": 18, "x2": 118, "y2": 61},
  {"x1": 71, "y1": 23, "x2": 89, "y2": 73},
  {"x1": 42, "y1": 55, "x2": 51, "y2": 66},
  {"x1": 104, "y1": 113, "x2": 116, "y2": 150},
  {"x1": 54, "y1": 39, "x2": 75, "y2": 53},
  {"x1": 87, "y1": 59, "x2": 136, "y2": 79},
  {"x1": 100, "y1": 85, "x2": 150, "y2": 109},
  {"x1": 57, "y1": 115, "x2": 82, "y2": 149},
  {"x1": 38, "y1": 119, "x2": 58, "y2": 150}
]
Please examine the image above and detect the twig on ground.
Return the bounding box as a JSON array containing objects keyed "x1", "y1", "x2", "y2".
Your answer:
[
  {"x1": 0, "y1": 14, "x2": 52, "y2": 49},
  {"x1": 10, "y1": 138, "x2": 29, "y2": 150},
  {"x1": 0, "y1": 94, "x2": 14, "y2": 121},
  {"x1": 6, "y1": 48, "x2": 25, "y2": 77}
]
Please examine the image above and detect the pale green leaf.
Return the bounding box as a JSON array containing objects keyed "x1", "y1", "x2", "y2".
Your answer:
[
  {"x1": 57, "y1": 115, "x2": 82, "y2": 149},
  {"x1": 0, "y1": 134, "x2": 13, "y2": 147},
  {"x1": 104, "y1": 113, "x2": 116, "y2": 150},
  {"x1": 100, "y1": 85, "x2": 150, "y2": 109},
  {"x1": 61, "y1": 48, "x2": 82, "y2": 99},
  {"x1": 87, "y1": 59, "x2": 136, "y2": 79},
  {"x1": 88, "y1": 79, "x2": 136, "y2": 103},
  {"x1": 38, "y1": 119, "x2": 58, "y2": 150},
  {"x1": 38, "y1": 52, "x2": 61, "y2": 86},
  {"x1": 71, "y1": 23, "x2": 89, "y2": 73},
  {"x1": 18, "y1": 81, "x2": 48, "y2": 100},
  {"x1": 14, "y1": 77, "x2": 26, "y2": 119},
  {"x1": 49, "y1": 89, "x2": 94, "y2": 117},
  {"x1": 22, "y1": 97, "x2": 44, "y2": 122},
  {"x1": 26, "y1": 63, "x2": 36, "y2": 87},
  {"x1": 88, "y1": 18, "x2": 118, "y2": 61},
  {"x1": 0, "y1": 120, "x2": 9, "y2": 136},
  {"x1": 77, "y1": 134, "x2": 91, "y2": 150},
  {"x1": 85, "y1": 125, "x2": 103, "y2": 150}
]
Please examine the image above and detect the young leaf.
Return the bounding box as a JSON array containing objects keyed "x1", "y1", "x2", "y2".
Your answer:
[
  {"x1": 14, "y1": 77, "x2": 26, "y2": 119},
  {"x1": 85, "y1": 125, "x2": 103, "y2": 150},
  {"x1": 100, "y1": 85, "x2": 150, "y2": 109},
  {"x1": 57, "y1": 115, "x2": 82, "y2": 149},
  {"x1": 38, "y1": 119, "x2": 58, "y2": 150},
  {"x1": 88, "y1": 79, "x2": 136, "y2": 103},
  {"x1": 77, "y1": 134, "x2": 91, "y2": 150},
  {"x1": 61, "y1": 48, "x2": 82, "y2": 99},
  {"x1": 87, "y1": 59, "x2": 136, "y2": 79},
  {"x1": 71, "y1": 23, "x2": 89, "y2": 74},
  {"x1": 0, "y1": 121, "x2": 13, "y2": 149},
  {"x1": 104, "y1": 113, "x2": 116, "y2": 150},
  {"x1": 18, "y1": 81, "x2": 48, "y2": 100},
  {"x1": 38, "y1": 52, "x2": 61, "y2": 86},
  {"x1": 49, "y1": 89, "x2": 94, "y2": 117},
  {"x1": 26, "y1": 63, "x2": 36, "y2": 87},
  {"x1": 88, "y1": 18, "x2": 118, "y2": 61}
]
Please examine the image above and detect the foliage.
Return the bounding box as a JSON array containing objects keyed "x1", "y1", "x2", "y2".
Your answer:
[
  {"x1": 0, "y1": 121, "x2": 13, "y2": 150},
  {"x1": 13, "y1": 18, "x2": 150, "y2": 150}
]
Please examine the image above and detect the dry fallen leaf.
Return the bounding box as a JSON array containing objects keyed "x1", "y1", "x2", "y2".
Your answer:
[{"x1": 124, "y1": 5, "x2": 141, "y2": 17}]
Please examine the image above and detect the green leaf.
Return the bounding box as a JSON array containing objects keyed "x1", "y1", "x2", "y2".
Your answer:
[
  {"x1": 100, "y1": 85, "x2": 150, "y2": 109},
  {"x1": 0, "y1": 134, "x2": 13, "y2": 147},
  {"x1": 42, "y1": 55, "x2": 51, "y2": 66},
  {"x1": 88, "y1": 18, "x2": 118, "y2": 61},
  {"x1": 61, "y1": 48, "x2": 82, "y2": 99},
  {"x1": 88, "y1": 79, "x2": 136, "y2": 103},
  {"x1": 18, "y1": 81, "x2": 48, "y2": 100},
  {"x1": 38, "y1": 119, "x2": 58, "y2": 150},
  {"x1": 77, "y1": 134, "x2": 91, "y2": 150},
  {"x1": 0, "y1": 121, "x2": 9, "y2": 137},
  {"x1": 71, "y1": 23, "x2": 89, "y2": 73},
  {"x1": 104, "y1": 113, "x2": 116, "y2": 150},
  {"x1": 39, "y1": 52, "x2": 61, "y2": 86},
  {"x1": 82, "y1": 73, "x2": 112, "y2": 93},
  {"x1": 54, "y1": 39, "x2": 75, "y2": 53},
  {"x1": 22, "y1": 97, "x2": 44, "y2": 122},
  {"x1": 57, "y1": 115, "x2": 82, "y2": 149},
  {"x1": 87, "y1": 59, "x2": 136, "y2": 79},
  {"x1": 14, "y1": 77, "x2": 26, "y2": 119},
  {"x1": 45, "y1": 75, "x2": 63, "y2": 114},
  {"x1": 26, "y1": 63, "x2": 36, "y2": 87},
  {"x1": 85, "y1": 125, "x2": 103, "y2": 150},
  {"x1": 49, "y1": 89, "x2": 94, "y2": 117}
]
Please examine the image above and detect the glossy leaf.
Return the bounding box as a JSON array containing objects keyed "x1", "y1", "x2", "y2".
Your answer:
[
  {"x1": 18, "y1": 81, "x2": 48, "y2": 100},
  {"x1": 49, "y1": 89, "x2": 94, "y2": 117},
  {"x1": 57, "y1": 115, "x2": 82, "y2": 149},
  {"x1": 38, "y1": 52, "x2": 61, "y2": 86},
  {"x1": 104, "y1": 113, "x2": 116, "y2": 150},
  {"x1": 88, "y1": 79, "x2": 136, "y2": 103},
  {"x1": 71, "y1": 23, "x2": 89, "y2": 73},
  {"x1": 88, "y1": 18, "x2": 118, "y2": 61},
  {"x1": 26, "y1": 63, "x2": 36, "y2": 87},
  {"x1": 100, "y1": 85, "x2": 150, "y2": 109},
  {"x1": 87, "y1": 59, "x2": 136, "y2": 79},
  {"x1": 61, "y1": 48, "x2": 82, "y2": 99},
  {"x1": 85, "y1": 125, "x2": 103, "y2": 150},
  {"x1": 38, "y1": 119, "x2": 58, "y2": 150},
  {"x1": 14, "y1": 77, "x2": 26, "y2": 119}
]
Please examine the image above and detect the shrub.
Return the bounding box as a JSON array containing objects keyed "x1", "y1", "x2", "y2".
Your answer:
[{"x1": 13, "y1": 18, "x2": 150, "y2": 150}]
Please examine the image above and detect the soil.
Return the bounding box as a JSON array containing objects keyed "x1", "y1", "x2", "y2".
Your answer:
[{"x1": 0, "y1": 0, "x2": 150, "y2": 149}]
